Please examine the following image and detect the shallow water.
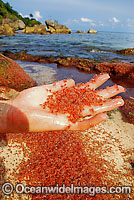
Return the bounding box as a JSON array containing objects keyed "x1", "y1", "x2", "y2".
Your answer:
[
  {"x1": 0, "y1": 31, "x2": 134, "y2": 62},
  {"x1": 18, "y1": 60, "x2": 134, "y2": 99}
]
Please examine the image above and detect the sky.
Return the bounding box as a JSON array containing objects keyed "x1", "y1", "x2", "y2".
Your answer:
[{"x1": 3, "y1": 0, "x2": 134, "y2": 32}]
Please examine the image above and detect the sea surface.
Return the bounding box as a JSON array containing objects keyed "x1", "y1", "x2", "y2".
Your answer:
[
  {"x1": 0, "y1": 31, "x2": 134, "y2": 98},
  {"x1": 0, "y1": 31, "x2": 134, "y2": 62}
]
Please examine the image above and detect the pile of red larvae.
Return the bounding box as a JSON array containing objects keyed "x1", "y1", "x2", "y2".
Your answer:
[{"x1": 42, "y1": 81, "x2": 106, "y2": 123}]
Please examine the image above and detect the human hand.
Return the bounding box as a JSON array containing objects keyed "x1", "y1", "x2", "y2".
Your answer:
[{"x1": 4, "y1": 73, "x2": 125, "y2": 133}]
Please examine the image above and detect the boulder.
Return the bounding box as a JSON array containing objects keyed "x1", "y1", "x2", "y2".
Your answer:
[
  {"x1": 45, "y1": 20, "x2": 71, "y2": 34},
  {"x1": 115, "y1": 48, "x2": 134, "y2": 56},
  {"x1": 88, "y1": 28, "x2": 97, "y2": 34},
  {"x1": 0, "y1": 24, "x2": 14, "y2": 35},
  {"x1": 22, "y1": 26, "x2": 35, "y2": 34},
  {"x1": 2, "y1": 18, "x2": 25, "y2": 31},
  {"x1": 22, "y1": 24, "x2": 48, "y2": 35},
  {"x1": 10, "y1": 19, "x2": 25, "y2": 31},
  {"x1": 75, "y1": 30, "x2": 86, "y2": 33},
  {"x1": 0, "y1": 54, "x2": 36, "y2": 91},
  {"x1": 47, "y1": 26, "x2": 56, "y2": 34}
]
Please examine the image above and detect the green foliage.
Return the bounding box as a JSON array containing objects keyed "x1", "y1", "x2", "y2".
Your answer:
[
  {"x1": 0, "y1": 0, "x2": 41, "y2": 26},
  {"x1": 29, "y1": 13, "x2": 33, "y2": 18},
  {"x1": 0, "y1": 15, "x2": 2, "y2": 23},
  {"x1": 0, "y1": 7, "x2": 8, "y2": 17},
  {"x1": 22, "y1": 17, "x2": 41, "y2": 27},
  {"x1": 5, "y1": 2, "x2": 12, "y2": 12},
  {"x1": 0, "y1": 0, "x2": 4, "y2": 7},
  {"x1": 54, "y1": 20, "x2": 58, "y2": 24},
  {"x1": 9, "y1": 14, "x2": 18, "y2": 21}
]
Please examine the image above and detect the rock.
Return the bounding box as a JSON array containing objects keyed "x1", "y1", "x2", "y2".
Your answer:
[
  {"x1": 22, "y1": 26, "x2": 35, "y2": 34},
  {"x1": 2, "y1": 18, "x2": 13, "y2": 25},
  {"x1": 47, "y1": 26, "x2": 56, "y2": 34},
  {"x1": 0, "y1": 24, "x2": 14, "y2": 35},
  {"x1": 119, "y1": 98, "x2": 134, "y2": 124},
  {"x1": 11, "y1": 19, "x2": 25, "y2": 31},
  {"x1": 34, "y1": 24, "x2": 48, "y2": 35},
  {"x1": 0, "y1": 54, "x2": 36, "y2": 91},
  {"x1": 22, "y1": 24, "x2": 48, "y2": 35},
  {"x1": 4, "y1": 50, "x2": 57, "y2": 64},
  {"x1": 115, "y1": 48, "x2": 134, "y2": 56},
  {"x1": 2, "y1": 18, "x2": 25, "y2": 31},
  {"x1": 75, "y1": 30, "x2": 86, "y2": 33},
  {"x1": 88, "y1": 28, "x2": 97, "y2": 34},
  {"x1": 0, "y1": 86, "x2": 19, "y2": 100},
  {"x1": 4, "y1": 51, "x2": 134, "y2": 87},
  {"x1": 94, "y1": 62, "x2": 134, "y2": 87},
  {"x1": 0, "y1": 18, "x2": 24, "y2": 35},
  {"x1": 57, "y1": 57, "x2": 95, "y2": 72},
  {"x1": 45, "y1": 20, "x2": 71, "y2": 34}
]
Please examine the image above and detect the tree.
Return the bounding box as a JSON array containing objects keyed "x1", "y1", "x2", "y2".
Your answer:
[
  {"x1": 29, "y1": 13, "x2": 33, "y2": 18},
  {"x1": 54, "y1": 19, "x2": 58, "y2": 24}
]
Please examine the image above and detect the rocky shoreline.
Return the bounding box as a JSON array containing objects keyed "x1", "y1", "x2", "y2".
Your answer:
[
  {"x1": 0, "y1": 18, "x2": 98, "y2": 35},
  {"x1": 4, "y1": 50, "x2": 134, "y2": 87}
]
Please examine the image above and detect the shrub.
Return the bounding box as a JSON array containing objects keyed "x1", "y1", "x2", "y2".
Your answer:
[{"x1": 0, "y1": 0, "x2": 41, "y2": 26}]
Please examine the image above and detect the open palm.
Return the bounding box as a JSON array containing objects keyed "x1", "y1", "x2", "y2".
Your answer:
[{"x1": 9, "y1": 73, "x2": 125, "y2": 132}]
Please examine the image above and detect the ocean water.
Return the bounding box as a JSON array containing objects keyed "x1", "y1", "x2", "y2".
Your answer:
[
  {"x1": 0, "y1": 31, "x2": 134, "y2": 97},
  {"x1": 0, "y1": 31, "x2": 134, "y2": 62}
]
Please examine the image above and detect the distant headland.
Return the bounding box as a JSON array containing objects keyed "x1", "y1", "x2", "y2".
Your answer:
[{"x1": 0, "y1": 0, "x2": 97, "y2": 35}]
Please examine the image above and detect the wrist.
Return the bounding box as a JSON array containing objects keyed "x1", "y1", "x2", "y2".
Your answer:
[
  {"x1": 0, "y1": 100, "x2": 29, "y2": 133},
  {"x1": 6, "y1": 100, "x2": 29, "y2": 133},
  {"x1": 0, "y1": 100, "x2": 12, "y2": 133}
]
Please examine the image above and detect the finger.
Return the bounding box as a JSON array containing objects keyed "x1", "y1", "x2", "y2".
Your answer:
[
  {"x1": 96, "y1": 85, "x2": 126, "y2": 99},
  {"x1": 69, "y1": 113, "x2": 108, "y2": 131},
  {"x1": 82, "y1": 96, "x2": 124, "y2": 117},
  {"x1": 47, "y1": 79, "x2": 75, "y2": 92},
  {"x1": 81, "y1": 73, "x2": 110, "y2": 90}
]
